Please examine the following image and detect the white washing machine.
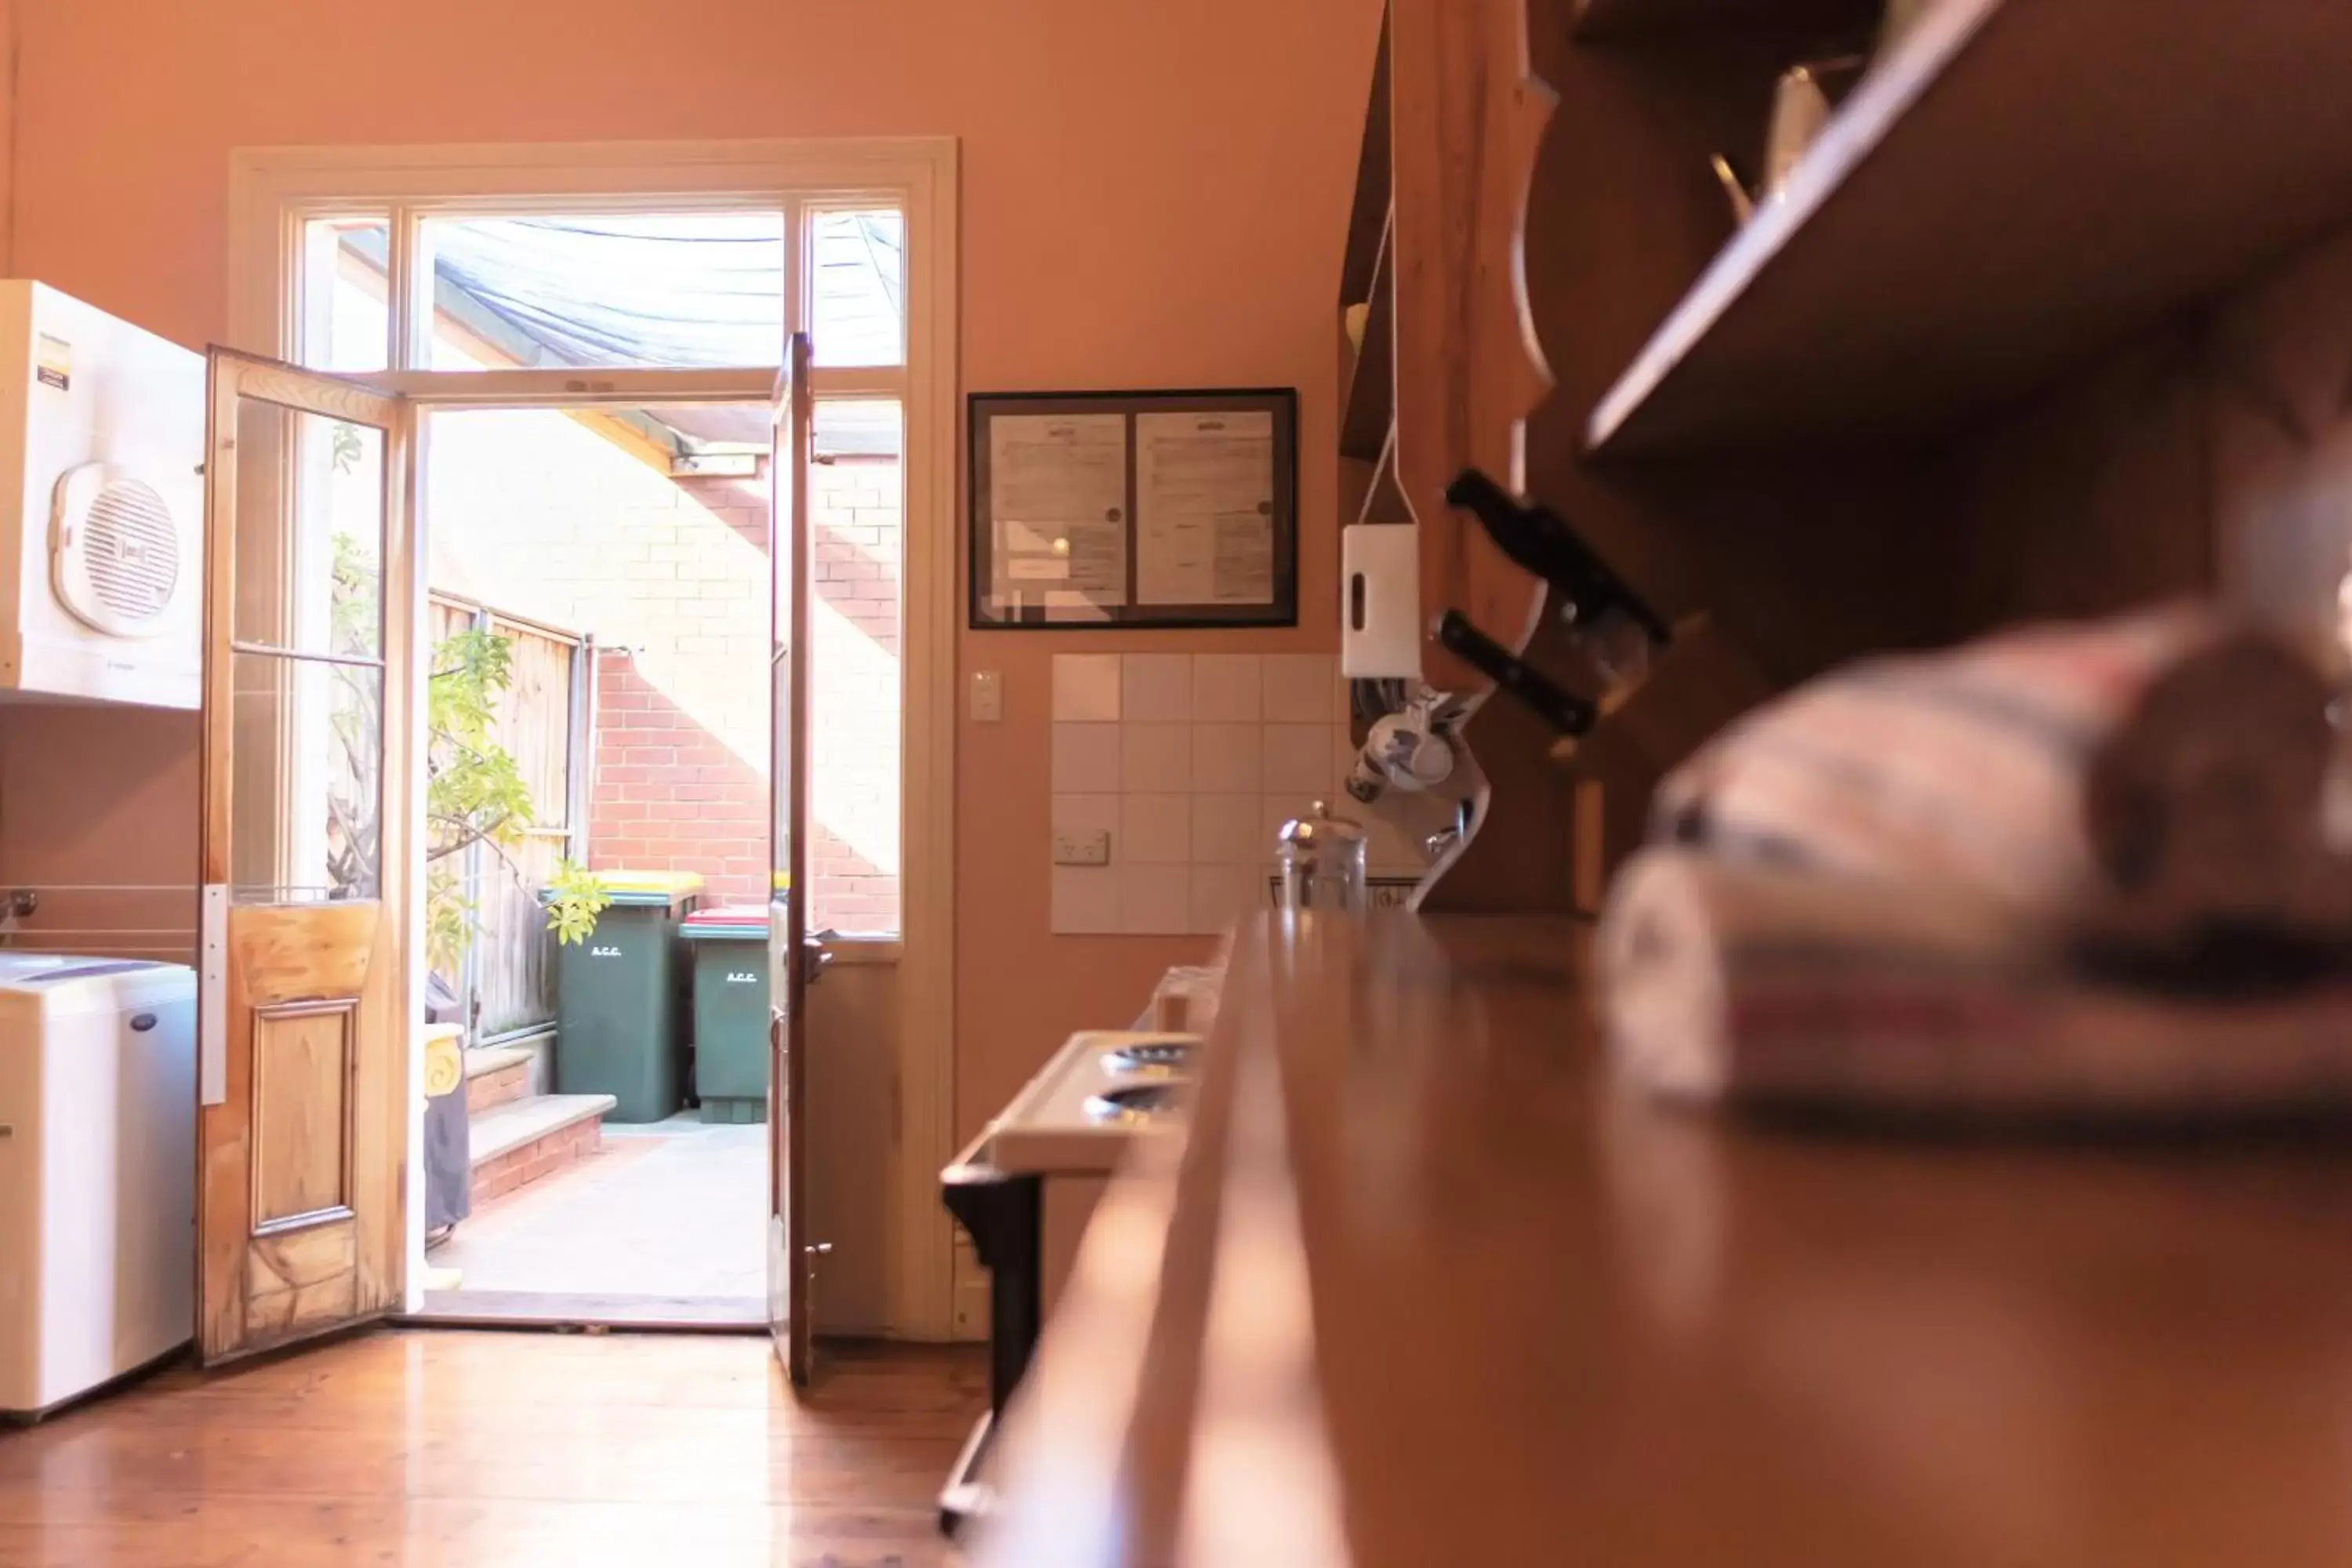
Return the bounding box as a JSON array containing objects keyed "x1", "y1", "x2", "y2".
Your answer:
[{"x1": 0, "y1": 954, "x2": 195, "y2": 1420}]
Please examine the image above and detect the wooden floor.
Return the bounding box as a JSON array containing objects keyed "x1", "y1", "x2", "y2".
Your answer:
[{"x1": 0, "y1": 1330, "x2": 986, "y2": 1567}]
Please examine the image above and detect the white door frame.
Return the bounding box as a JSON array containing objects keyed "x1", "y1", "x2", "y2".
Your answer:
[{"x1": 229, "y1": 138, "x2": 961, "y2": 1339}]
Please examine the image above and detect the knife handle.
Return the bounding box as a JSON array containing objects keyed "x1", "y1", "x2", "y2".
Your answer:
[{"x1": 1434, "y1": 610, "x2": 1596, "y2": 736}]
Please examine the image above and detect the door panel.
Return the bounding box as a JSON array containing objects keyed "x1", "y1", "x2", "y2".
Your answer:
[
  {"x1": 770, "y1": 332, "x2": 815, "y2": 1384},
  {"x1": 198, "y1": 350, "x2": 414, "y2": 1366}
]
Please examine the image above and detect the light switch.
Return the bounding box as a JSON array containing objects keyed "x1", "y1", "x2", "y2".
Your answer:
[
  {"x1": 1054, "y1": 826, "x2": 1113, "y2": 866},
  {"x1": 970, "y1": 670, "x2": 1004, "y2": 723}
]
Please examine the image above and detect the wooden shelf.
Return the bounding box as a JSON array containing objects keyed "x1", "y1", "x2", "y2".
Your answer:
[
  {"x1": 1341, "y1": 212, "x2": 1396, "y2": 462},
  {"x1": 1339, "y1": 9, "x2": 1393, "y2": 307},
  {"x1": 1584, "y1": 0, "x2": 2352, "y2": 455},
  {"x1": 1572, "y1": 0, "x2": 1877, "y2": 43}
]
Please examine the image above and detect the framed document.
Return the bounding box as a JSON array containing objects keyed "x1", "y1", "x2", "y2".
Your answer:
[{"x1": 968, "y1": 388, "x2": 1298, "y2": 629}]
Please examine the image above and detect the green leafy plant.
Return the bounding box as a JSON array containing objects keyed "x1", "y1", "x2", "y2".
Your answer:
[
  {"x1": 543, "y1": 858, "x2": 614, "y2": 947},
  {"x1": 423, "y1": 626, "x2": 539, "y2": 974},
  {"x1": 319, "y1": 421, "x2": 607, "y2": 971}
]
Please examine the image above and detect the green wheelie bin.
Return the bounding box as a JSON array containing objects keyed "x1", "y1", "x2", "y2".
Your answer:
[
  {"x1": 546, "y1": 870, "x2": 702, "y2": 1123},
  {"x1": 680, "y1": 905, "x2": 771, "y2": 1123}
]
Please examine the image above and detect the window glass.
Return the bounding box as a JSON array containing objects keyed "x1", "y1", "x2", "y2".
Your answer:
[
  {"x1": 808, "y1": 400, "x2": 904, "y2": 935},
  {"x1": 809, "y1": 210, "x2": 904, "y2": 368},
  {"x1": 423, "y1": 401, "x2": 776, "y2": 909},
  {"x1": 231, "y1": 402, "x2": 383, "y2": 660},
  {"x1": 228, "y1": 657, "x2": 383, "y2": 905},
  {"x1": 416, "y1": 212, "x2": 786, "y2": 372},
  {"x1": 299, "y1": 217, "x2": 390, "y2": 373}
]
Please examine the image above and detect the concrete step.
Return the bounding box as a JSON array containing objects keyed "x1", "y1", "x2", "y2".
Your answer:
[
  {"x1": 463, "y1": 1045, "x2": 538, "y2": 1116},
  {"x1": 469, "y1": 1092, "x2": 616, "y2": 1205},
  {"x1": 465, "y1": 1044, "x2": 535, "y2": 1080}
]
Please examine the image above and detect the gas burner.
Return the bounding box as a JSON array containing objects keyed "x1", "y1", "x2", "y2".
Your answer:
[
  {"x1": 1083, "y1": 1081, "x2": 1188, "y2": 1126},
  {"x1": 1100, "y1": 1040, "x2": 1196, "y2": 1079}
]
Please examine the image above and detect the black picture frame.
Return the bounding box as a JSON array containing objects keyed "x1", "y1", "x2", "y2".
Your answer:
[{"x1": 967, "y1": 387, "x2": 1299, "y2": 630}]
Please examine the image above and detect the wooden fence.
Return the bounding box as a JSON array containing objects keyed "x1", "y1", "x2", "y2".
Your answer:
[{"x1": 430, "y1": 593, "x2": 587, "y2": 1042}]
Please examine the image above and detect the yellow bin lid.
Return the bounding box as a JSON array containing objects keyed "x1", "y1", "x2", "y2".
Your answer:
[{"x1": 596, "y1": 869, "x2": 705, "y2": 908}]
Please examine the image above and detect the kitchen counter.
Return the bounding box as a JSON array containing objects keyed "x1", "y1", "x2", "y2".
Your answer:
[{"x1": 971, "y1": 910, "x2": 2352, "y2": 1566}]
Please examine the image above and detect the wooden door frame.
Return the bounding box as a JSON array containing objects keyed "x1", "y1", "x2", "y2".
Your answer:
[
  {"x1": 773, "y1": 334, "x2": 815, "y2": 1381},
  {"x1": 228, "y1": 140, "x2": 963, "y2": 1337}
]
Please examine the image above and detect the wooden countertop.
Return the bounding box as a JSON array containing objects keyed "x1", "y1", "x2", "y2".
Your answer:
[{"x1": 973, "y1": 911, "x2": 2352, "y2": 1566}]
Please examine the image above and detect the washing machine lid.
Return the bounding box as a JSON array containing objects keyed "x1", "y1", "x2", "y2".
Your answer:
[{"x1": 0, "y1": 953, "x2": 169, "y2": 993}]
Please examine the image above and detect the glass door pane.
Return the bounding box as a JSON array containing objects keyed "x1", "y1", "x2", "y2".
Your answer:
[
  {"x1": 807, "y1": 399, "x2": 904, "y2": 935},
  {"x1": 225, "y1": 394, "x2": 390, "y2": 906}
]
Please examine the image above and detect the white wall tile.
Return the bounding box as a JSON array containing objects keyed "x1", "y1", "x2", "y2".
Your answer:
[
  {"x1": 1120, "y1": 793, "x2": 1192, "y2": 864},
  {"x1": 1190, "y1": 793, "x2": 1261, "y2": 866},
  {"x1": 1122, "y1": 654, "x2": 1192, "y2": 722},
  {"x1": 1051, "y1": 792, "x2": 1121, "y2": 839},
  {"x1": 1263, "y1": 654, "x2": 1335, "y2": 723},
  {"x1": 1051, "y1": 653, "x2": 1122, "y2": 722},
  {"x1": 1120, "y1": 724, "x2": 1191, "y2": 792},
  {"x1": 1192, "y1": 654, "x2": 1263, "y2": 722},
  {"x1": 1190, "y1": 723, "x2": 1263, "y2": 793},
  {"x1": 1189, "y1": 864, "x2": 1264, "y2": 936},
  {"x1": 1052, "y1": 866, "x2": 1120, "y2": 934},
  {"x1": 1117, "y1": 864, "x2": 1191, "y2": 935},
  {"x1": 1052, "y1": 721, "x2": 1122, "y2": 794},
  {"x1": 1264, "y1": 724, "x2": 1336, "y2": 796}
]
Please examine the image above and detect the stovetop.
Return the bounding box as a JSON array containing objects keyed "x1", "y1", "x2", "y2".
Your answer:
[{"x1": 984, "y1": 1029, "x2": 1202, "y2": 1175}]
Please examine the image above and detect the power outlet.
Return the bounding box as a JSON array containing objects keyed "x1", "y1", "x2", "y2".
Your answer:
[
  {"x1": 1053, "y1": 827, "x2": 1112, "y2": 866},
  {"x1": 970, "y1": 670, "x2": 1004, "y2": 723}
]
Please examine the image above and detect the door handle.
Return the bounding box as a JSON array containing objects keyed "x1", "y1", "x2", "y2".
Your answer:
[{"x1": 801, "y1": 929, "x2": 836, "y2": 985}]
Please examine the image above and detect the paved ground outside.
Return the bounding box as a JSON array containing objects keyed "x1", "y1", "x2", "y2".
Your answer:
[{"x1": 432, "y1": 1112, "x2": 768, "y2": 1299}]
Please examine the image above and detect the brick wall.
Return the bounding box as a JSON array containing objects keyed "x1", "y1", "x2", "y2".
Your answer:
[
  {"x1": 591, "y1": 644, "x2": 770, "y2": 904},
  {"x1": 808, "y1": 454, "x2": 903, "y2": 934},
  {"x1": 426, "y1": 405, "x2": 903, "y2": 927}
]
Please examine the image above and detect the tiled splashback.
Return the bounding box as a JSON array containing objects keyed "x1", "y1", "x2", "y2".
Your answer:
[{"x1": 1049, "y1": 652, "x2": 1417, "y2": 935}]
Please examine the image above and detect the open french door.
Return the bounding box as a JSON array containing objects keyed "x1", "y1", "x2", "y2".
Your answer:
[
  {"x1": 195, "y1": 350, "x2": 417, "y2": 1365},
  {"x1": 770, "y1": 332, "x2": 820, "y2": 1384}
]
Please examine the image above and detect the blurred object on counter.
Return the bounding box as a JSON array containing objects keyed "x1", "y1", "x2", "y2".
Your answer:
[
  {"x1": 1601, "y1": 849, "x2": 2352, "y2": 1120},
  {"x1": 1657, "y1": 604, "x2": 2352, "y2": 960},
  {"x1": 1149, "y1": 964, "x2": 1223, "y2": 1036}
]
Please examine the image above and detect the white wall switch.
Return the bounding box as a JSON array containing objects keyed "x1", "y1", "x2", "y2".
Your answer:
[
  {"x1": 971, "y1": 669, "x2": 1004, "y2": 722},
  {"x1": 1053, "y1": 827, "x2": 1113, "y2": 866}
]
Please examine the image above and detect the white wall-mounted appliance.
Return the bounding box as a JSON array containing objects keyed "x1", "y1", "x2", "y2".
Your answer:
[
  {"x1": 0, "y1": 954, "x2": 196, "y2": 1421},
  {"x1": 0, "y1": 281, "x2": 204, "y2": 711}
]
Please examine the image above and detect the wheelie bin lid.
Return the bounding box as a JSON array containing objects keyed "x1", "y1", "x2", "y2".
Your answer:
[
  {"x1": 540, "y1": 869, "x2": 705, "y2": 909},
  {"x1": 681, "y1": 905, "x2": 771, "y2": 940}
]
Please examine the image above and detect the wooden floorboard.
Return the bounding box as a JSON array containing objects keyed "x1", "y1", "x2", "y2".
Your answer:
[
  {"x1": 0, "y1": 1329, "x2": 985, "y2": 1567},
  {"x1": 411, "y1": 1290, "x2": 771, "y2": 1330}
]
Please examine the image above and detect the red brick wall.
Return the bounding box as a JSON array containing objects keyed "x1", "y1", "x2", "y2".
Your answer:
[
  {"x1": 590, "y1": 647, "x2": 771, "y2": 904},
  {"x1": 581, "y1": 457, "x2": 906, "y2": 927},
  {"x1": 422, "y1": 407, "x2": 903, "y2": 927},
  {"x1": 808, "y1": 455, "x2": 904, "y2": 934}
]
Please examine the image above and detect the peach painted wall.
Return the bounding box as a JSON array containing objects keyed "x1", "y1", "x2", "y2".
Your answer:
[{"x1": 1, "y1": 0, "x2": 1377, "y2": 1140}]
